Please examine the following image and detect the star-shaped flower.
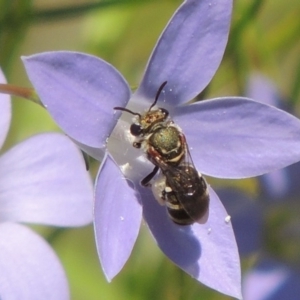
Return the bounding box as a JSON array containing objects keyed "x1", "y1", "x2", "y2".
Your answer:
[
  {"x1": 0, "y1": 70, "x2": 93, "y2": 299},
  {"x1": 20, "y1": 1, "x2": 300, "y2": 299}
]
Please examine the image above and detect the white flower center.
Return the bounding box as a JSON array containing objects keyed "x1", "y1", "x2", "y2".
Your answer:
[{"x1": 107, "y1": 97, "x2": 155, "y2": 185}]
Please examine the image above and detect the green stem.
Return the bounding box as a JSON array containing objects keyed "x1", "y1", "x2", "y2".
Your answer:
[
  {"x1": 31, "y1": 0, "x2": 153, "y2": 23},
  {"x1": 46, "y1": 228, "x2": 65, "y2": 244},
  {"x1": 229, "y1": 0, "x2": 264, "y2": 49},
  {"x1": 0, "y1": 83, "x2": 44, "y2": 107}
]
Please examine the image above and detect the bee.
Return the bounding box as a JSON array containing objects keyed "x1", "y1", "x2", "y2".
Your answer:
[{"x1": 114, "y1": 82, "x2": 209, "y2": 225}]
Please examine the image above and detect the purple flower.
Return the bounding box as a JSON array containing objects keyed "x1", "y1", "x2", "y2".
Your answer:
[
  {"x1": 0, "y1": 70, "x2": 93, "y2": 299},
  {"x1": 20, "y1": 1, "x2": 300, "y2": 299}
]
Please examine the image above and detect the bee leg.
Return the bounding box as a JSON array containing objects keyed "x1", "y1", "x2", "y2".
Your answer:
[{"x1": 141, "y1": 165, "x2": 159, "y2": 186}]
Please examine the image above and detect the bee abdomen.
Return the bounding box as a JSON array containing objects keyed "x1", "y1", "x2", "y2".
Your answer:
[
  {"x1": 164, "y1": 173, "x2": 209, "y2": 225},
  {"x1": 165, "y1": 194, "x2": 194, "y2": 225}
]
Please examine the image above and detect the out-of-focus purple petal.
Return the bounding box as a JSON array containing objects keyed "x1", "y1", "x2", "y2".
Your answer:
[
  {"x1": 0, "y1": 133, "x2": 93, "y2": 226},
  {"x1": 259, "y1": 158, "x2": 300, "y2": 200},
  {"x1": 0, "y1": 222, "x2": 69, "y2": 300},
  {"x1": 0, "y1": 70, "x2": 11, "y2": 150},
  {"x1": 142, "y1": 185, "x2": 241, "y2": 299},
  {"x1": 137, "y1": 0, "x2": 232, "y2": 106},
  {"x1": 94, "y1": 153, "x2": 142, "y2": 281},
  {"x1": 243, "y1": 259, "x2": 300, "y2": 300},
  {"x1": 258, "y1": 168, "x2": 290, "y2": 200},
  {"x1": 217, "y1": 188, "x2": 263, "y2": 255},
  {"x1": 246, "y1": 74, "x2": 281, "y2": 107},
  {"x1": 174, "y1": 97, "x2": 300, "y2": 178},
  {"x1": 22, "y1": 51, "x2": 131, "y2": 148}
]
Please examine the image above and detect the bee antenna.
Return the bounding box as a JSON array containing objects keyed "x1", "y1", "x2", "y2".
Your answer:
[
  {"x1": 149, "y1": 81, "x2": 167, "y2": 111},
  {"x1": 114, "y1": 107, "x2": 141, "y2": 118}
]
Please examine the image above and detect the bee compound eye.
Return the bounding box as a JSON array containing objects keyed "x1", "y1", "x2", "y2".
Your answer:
[{"x1": 130, "y1": 123, "x2": 142, "y2": 136}]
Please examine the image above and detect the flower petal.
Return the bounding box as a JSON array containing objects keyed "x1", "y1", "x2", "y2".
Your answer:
[
  {"x1": 137, "y1": 0, "x2": 232, "y2": 106},
  {"x1": 94, "y1": 153, "x2": 142, "y2": 281},
  {"x1": 0, "y1": 69, "x2": 11, "y2": 150},
  {"x1": 22, "y1": 51, "x2": 131, "y2": 148},
  {"x1": 217, "y1": 188, "x2": 263, "y2": 255},
  {"x1": 174, "y1": 97, "x2": 300, "y2": 178},
  {"x1": 0, "y1": 133, "x2": 93, "y2": 226},
  {"x1": 0, "y1": 222, "x2": 69, "y2": 300},
  {"x1": 243, "y1": 259, "x2": 300, "y2": 300},
  {"x1": 141, "y1": 185, "x2": 241, "y2": 299}
]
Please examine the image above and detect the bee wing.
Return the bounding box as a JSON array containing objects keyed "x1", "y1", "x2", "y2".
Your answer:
[{"x1": 164, "y1": 165, "x2": 209, "y2": 222}]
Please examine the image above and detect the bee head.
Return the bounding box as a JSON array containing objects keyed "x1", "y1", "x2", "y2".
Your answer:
[{"x1": 114, "y1": 81, "x2": 168, "y2": 136}]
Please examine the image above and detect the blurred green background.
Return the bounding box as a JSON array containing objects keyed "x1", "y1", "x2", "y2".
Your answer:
[{"x1": 1, "y1": 0, "x2": 300, "y2": 299}]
